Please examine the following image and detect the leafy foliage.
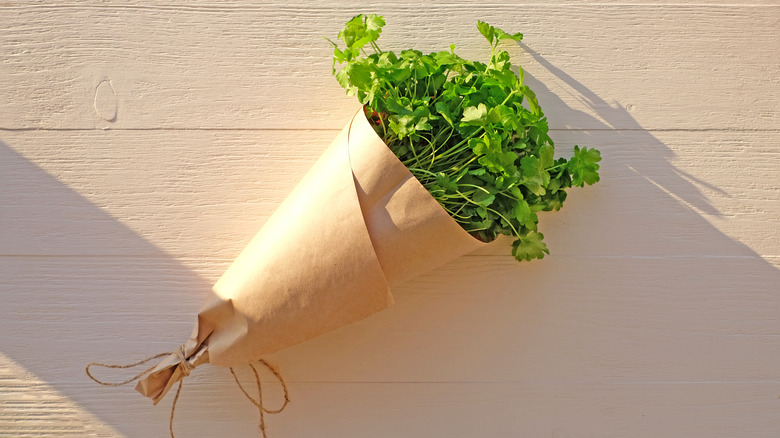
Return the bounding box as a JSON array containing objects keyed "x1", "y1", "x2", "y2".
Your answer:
[{"x1": 329, "y1": 15, "x2": 602, "y2": 261}]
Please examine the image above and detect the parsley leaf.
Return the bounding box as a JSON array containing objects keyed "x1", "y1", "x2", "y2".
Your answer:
[
  {"x1": 461, "y1": 103, "x2": 489, "y2": 126},
  {"x1": 512, "y1": 231, "x2": 550, "y2": 261},
  {"x1": 568, "y1": 146, "x2": 602, "y2": 187}
]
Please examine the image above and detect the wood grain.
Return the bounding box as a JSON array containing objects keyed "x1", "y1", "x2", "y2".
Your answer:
[
  {"x1": 0, "y1": 1, "x2": 778, "y2": 437},
  {"x1": 1, "y1": 3, "x2": 778, "y2": 130},
  {"x1": 2, "y1": 255, "x2": 777, "y2": 380},
  {"x1": 1, "y1": 254, "x2": 778, "y2": 436},
  {"x1": 0, "y1": 352, "x2": 120, "y2": 437},
  {"x1": 2, "y1": 129, "x2": 777, "y2": 260}
]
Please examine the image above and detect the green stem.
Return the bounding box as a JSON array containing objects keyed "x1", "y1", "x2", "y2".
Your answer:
[
  {"x1": 408, "y1": 137, "x2": 422, "y2": 167},
  {"x1": 432, "y1": 127, "x2": 484, "y2": 162},
  {"x1": 452, "y1": 190, "x2": 520, "y2": 237},
  {"x1": 488, "y1": 207, "x2": 520, "y2": 236},
  {"x1": 546, "y1": 162, "x2": 567, "y2": 172}
]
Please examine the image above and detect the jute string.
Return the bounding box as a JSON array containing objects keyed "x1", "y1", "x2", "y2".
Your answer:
[
  {"x1": 229, "y1": 360, "x2": 290, "y2": 438},
  {"x1": 86, "y1": 347, "x2": 289, "y2": 438}
]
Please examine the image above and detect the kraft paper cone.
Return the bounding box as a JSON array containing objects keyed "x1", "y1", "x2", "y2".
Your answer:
[{"x1": 137, "y1": 109, "x2": 487, "y2": 404}]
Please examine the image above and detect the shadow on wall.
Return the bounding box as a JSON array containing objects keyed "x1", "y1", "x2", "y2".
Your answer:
[
  {"x1": 0, "y1": 52, "x2": 778, "y2": 436},
  {"x1": 521, "y1": 42, "x2": 724, "y2": 214},
  {"x1": 516, "y1": 42, "x2": 769, "y2": 260},
  {"x1": 0, "y1": 143, "x2": 258, "y2": 437}
]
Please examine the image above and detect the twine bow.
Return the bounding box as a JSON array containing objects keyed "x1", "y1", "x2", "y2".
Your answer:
[
  {"x1": 86, "y1": 347, "x2": 289, "y2": 438},
  {"x1": 174, "y1": 345, "x2": 195, "y2": 377}
]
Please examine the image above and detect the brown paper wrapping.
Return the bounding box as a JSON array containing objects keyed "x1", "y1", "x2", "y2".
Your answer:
[{"x1": 136, "y1": 109, "x2": 486, "y2": 404}]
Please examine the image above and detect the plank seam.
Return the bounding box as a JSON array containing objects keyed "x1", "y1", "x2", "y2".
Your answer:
[
  {"x1": 0, "y1": 254, "x2": 775, "y2": 260},
  {"x1": 1, "y1": 4, "x2": 777, "y2": 12},
  {"x1": 2, "y1": 128, "x2": 780, "y2": 133}
]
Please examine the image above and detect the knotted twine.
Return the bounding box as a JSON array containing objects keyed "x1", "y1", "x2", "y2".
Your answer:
[{"x1": 86, "y1": 346, "x2": 289, "y2": 438}]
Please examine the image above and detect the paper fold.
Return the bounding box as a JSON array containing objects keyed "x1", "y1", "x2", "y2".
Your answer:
[{"x1": 137, "y1": 109, "x2": 486, "y2": 403}]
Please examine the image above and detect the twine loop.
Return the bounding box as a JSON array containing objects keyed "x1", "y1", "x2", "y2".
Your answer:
[
  {"x1": 230, "y1": 359, "x2": 290, "y2": 438},
  {"x1": 85, "y1": 351, "x2": 170, "y2": 387}
]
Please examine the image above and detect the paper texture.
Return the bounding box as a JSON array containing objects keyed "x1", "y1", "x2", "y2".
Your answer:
[{"x1": 137, "y1": 109, "x2": 486, "y2": 404}]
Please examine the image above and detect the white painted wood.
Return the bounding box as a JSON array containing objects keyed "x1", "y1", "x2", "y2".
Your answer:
[
  {"x1": 1, "y1": 254, "x2": 778, "y2": 436},
  {"x1": 1, "y1": 3, "x2": 778, "y2": 130},
  {"x1": 1, "y1": 1, "x2": 778, "y2": 437},
  {"x1": 2, "y1": 255, "x2": 778, "y2": 380},
  {"x1": 0, "y1": 352, "x2": 120, "y2": 437},
  {"x1": 2, "y1": 129, "x2": 777, "y2": 261}
]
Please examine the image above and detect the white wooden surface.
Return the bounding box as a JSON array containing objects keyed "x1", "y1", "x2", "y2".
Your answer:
[{"x1": 1, "y1": 1, "x2": 779, "y2": 437}]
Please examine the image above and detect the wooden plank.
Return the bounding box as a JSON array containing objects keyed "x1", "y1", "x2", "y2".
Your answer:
[
  {"x1": 5, "y1": 376, "x2": 778, "y2": 437},
  {"x1": 1, "y1": 4, "x2": 777, "y2": 130},
  {"x1": 0, "y1": 352, "x2": 120, "y2": 437},
  {"x1": 2, "y1": 253, "x2": 778, "y2": 435},
  {"x1": 233, "y1": 381, "x2": 780, "y2": 438},
  {"x1": 1, "y1": 129, "x2": 777, "y2": 260},
  {"x1": 5, "y1": 0, "x2": 779, "y2": 6},
  {"x1": 2, "y1": 255, "x2": 777, "y2": 383},
  {"x1": 22, "y1": 380, "x2": 776, "y2": 438}
]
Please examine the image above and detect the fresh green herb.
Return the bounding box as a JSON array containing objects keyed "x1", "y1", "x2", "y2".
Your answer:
[{"x1": 328, "y1": 15, "x2": 601, "y2": 261}]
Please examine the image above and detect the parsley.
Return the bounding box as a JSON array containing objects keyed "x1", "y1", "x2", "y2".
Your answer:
[{"x1": 329, "y1": 15, "x2": 602, "y2": 261}]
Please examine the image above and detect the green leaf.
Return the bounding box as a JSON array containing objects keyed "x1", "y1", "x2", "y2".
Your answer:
[
  {"x1": 434, "y1": 50, "x2": 458, "y2": 66},
  {"x1": 435, "y1": 101, "x2": 456, "y2": 126},
  {"x1": 527, "y1": 118, "x2": 550, "y2": 146},
  {"x1": 478, "y1": 150, "x2": 516, "y2": 174},
  {"x1": 520, "y1": 86, "x2": 541, "y2": 116},
  {"x1": 387, "y1": 106, "x2": 432, "y2": 139},
  {"x1": 385, "y1": 97, "x2": 413, "y2": 115},
  {"x1": 491, "y1": 68, "x2": 519, "y2": 89},
  {"x1": 520, "y1": 155, "x2": 550, "y2": 196},
  {"x1": 335, "y1": 67, "x2": 350, "y2": 88},
  {"x1": 376, "y1": 51, "x2": 397, "y2": 67},
  {"x1": 539, "y1": 143, "x2": 554, "y2": 168},
  {"x1": 365, "y1": 14, "x2": 386, "y2": 35},
  {"x1": 541, "y1": 189, "x2": 567, "y2": 212},
  {"x1": 513, "y1": 199, "x2": 538, "y2": 229},
  {"x1": 496, "y1": 28, "x2": 523, "y2": 42},
  {"x1": 488, "y1": 105, "x2": 518, "y2": 129},
  {"x1": 511, "y1": 231, "x2": 550, "y2": 261},
  {"x1": 460, "y1": 103, "x2": 488, "y2": 126},
  {"x1": 346, "y1": 62, "x2": 373, "y2": 91},
  {"x1": 435, "y1": 173, "x2": 458, "y2": 193},
  {"x1": 472, "y1": 189, "x2": 495, "y2": 207},
  {"x1": 568, "y1": 145, "x2": 602, "y2": 187},
  {"x1": 469, "y1": 137, "x2": 487, "y2": 155},
  {"x1": 339, "y1": 14, "x2": 385, "y2": 50},
  {"x1": 476, "y1": 21, "x2": 495, "y2": 44}
]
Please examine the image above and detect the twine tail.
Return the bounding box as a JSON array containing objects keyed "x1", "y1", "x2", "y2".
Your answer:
[
  {"x1": 169, "y1": 380, "x2": 184, "y2": 438},
  {"x1": 230, "y1": 359, "x2": 290, "y2": 438},
  {"x1": 249, "y1": 364, "x2": 267, "y2": 437},
  {"x1": 86, "y1": 345, "x2": 193, "y2": 438}
]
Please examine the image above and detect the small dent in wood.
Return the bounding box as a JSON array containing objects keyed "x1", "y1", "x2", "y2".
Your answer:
[{"x1": 94, "y1": 79, "x2": 118, "y2": 122}]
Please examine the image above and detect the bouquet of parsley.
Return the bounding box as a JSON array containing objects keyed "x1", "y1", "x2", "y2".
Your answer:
[
  {"x1": 122, "y1": 17, "x2": 602, "y2": 428},
  {"x1": 329, "y1": 15, "x2": 601, "y2": 261}
]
